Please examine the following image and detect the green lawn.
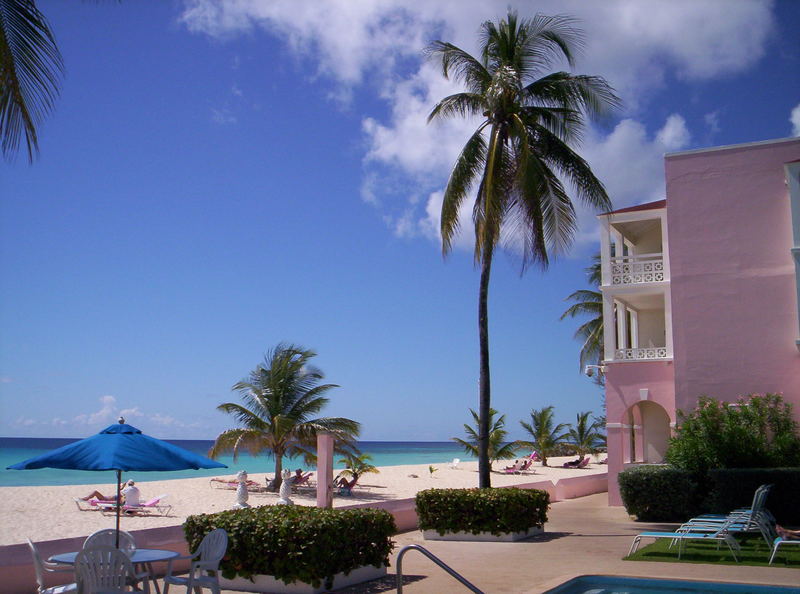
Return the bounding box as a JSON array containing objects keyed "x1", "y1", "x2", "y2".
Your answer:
[{"x1": 625, "y1": 534, "x2": 800, "y2": 568}]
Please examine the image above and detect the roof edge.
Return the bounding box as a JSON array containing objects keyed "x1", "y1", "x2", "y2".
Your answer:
[{"x1": 665, "y1": 136, "x2": 800, "y2": 159}]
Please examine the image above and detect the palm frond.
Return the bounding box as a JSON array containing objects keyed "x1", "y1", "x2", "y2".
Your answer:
[
  {"x1": 424, "y1": 40, "x2": 490, "y2": 93},
  {"x1": 0, "y1": 0, "x2": 63, "y2": 162}
]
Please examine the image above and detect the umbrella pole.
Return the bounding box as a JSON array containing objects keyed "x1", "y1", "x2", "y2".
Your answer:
[{"x1": 115, "y1": 469, "x2": 121, "y2": 549}]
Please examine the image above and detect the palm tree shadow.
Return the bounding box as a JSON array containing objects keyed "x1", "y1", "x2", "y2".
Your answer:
[
  {"x1": 336, "y1": 574, "x2": 425, "y2": 593},
  {"x1": 523, "y1": 531, "x2": 571, "y2": 542}
]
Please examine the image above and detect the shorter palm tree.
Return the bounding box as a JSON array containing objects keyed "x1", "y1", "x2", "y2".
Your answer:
[
  {"x1": 561, "y1": 254, "x2": 603, "y2": 382},
  {"x1": 519, "y1": 406, "x2": 569, "y2": 466},
  {"x1": 210, "y1": 343, "x2": 360, "y2": 489},
  {"x1": 338, "y1": 451, "x2": 379, "y2": 484},
  {"x1": 453, "y1": 408, "x2": 520, "y2": 471},
  {"x1": 567, "y1": 411, "x2": 605, "y2": 458}
]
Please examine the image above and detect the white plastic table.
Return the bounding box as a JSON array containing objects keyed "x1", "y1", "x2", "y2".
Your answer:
[{"x1": 49, "y1": 549, "x2": 179, "y2": 594}]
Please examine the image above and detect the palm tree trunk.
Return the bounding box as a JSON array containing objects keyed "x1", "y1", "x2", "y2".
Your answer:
[
  {"x1": 478, "y1": 248, "x2": 493, "y2": 488},
  {"x1": 274, "y1": 450, "x2": 284, "y2": 490}
]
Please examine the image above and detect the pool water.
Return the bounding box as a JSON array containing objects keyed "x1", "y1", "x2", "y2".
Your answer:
[{"x1": 544, "y1": 575, "x2": 800, "y2": 593}]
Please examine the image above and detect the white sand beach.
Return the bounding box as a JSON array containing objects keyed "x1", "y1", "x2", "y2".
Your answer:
[{"x1": 0, "y1": 456, "x2": 605, "y2": 546}]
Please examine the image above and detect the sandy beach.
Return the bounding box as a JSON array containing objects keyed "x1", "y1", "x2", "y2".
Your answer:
[{"x1": 0, "y1": 456, "x2": 605, "y2": 546}]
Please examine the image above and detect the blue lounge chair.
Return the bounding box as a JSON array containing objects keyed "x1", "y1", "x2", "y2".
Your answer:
[{"x1": 628, "y1": 520, "x2": 741, "y2": 561}]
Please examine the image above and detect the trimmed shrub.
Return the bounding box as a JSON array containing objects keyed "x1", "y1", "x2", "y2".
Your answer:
[
  {"x1": 666, "y1": 394, "x2": 800, "y2": 474},
  {"x1": 183, "y1": 505, "x2": 395, "y2": 589},
  {"x1": 707, "y1": 468, "x2": 800, "y2": 524},
  {"x1": 415, "y1": 488, "x2": 549, "y2": 536},
  {"x1": 618, "y1": 465, "x2": 697, "y2": 521}
]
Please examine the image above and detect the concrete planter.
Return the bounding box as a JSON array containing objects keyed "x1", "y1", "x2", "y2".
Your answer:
[
  {"x1": 423, "y1": 526, "x2": 543, "y2": 542},
  {"x1": 218, "y1": 564, "x2": 386, "y2": 593}
]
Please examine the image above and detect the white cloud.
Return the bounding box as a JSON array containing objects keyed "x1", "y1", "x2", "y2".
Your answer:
[
  {"x1": 0, "y1": 376, "x2": 12, "y2": 383},
  {"x1": 15, "y1": 416, "x2": 37, "y2": 427},
  {"x1": 704, "y1": 111, "x2": 721, "y2": 136},
  {"x1": 791, "y1": 103, "x2": 800, "y2": 137},
  {"x1": 211, "y1": 108, "x2": 237, "y2": 125},
  {"x1": 180, "y1": 0, "x2": 773, "y2": 252},
  {"x1": 119, "y1": 407, "x2": 144, "y2": 419},
  {"x1": 87, "y1": 395, "x2": 117, "y2": 425},
  {"x1": 231, "y1": 83, "x2": 243, "y2": 97}
]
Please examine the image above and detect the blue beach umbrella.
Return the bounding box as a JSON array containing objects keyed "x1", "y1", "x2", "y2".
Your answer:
[{"x1": 7, "y1": 417, "x2": 226, "y2": 546}]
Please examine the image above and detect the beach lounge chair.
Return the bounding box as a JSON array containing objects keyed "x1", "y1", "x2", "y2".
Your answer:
[
  {"x1": 769, "y1": 533, "x2": 800, "y2": 564},
  {"x1": 209, "y1": 477, "x2": 264, "y2": 491},
  {"x1": 98, "y1": 494, "x2": 172, "y2": 517},
  {"x1": 337, "y1": 476, "x2": 358, "y2": 496},
  {"x1": 562, "y1": 456, "x2": 589, "y2": 468},
  {"x1": 449, "y1": 458, "x2": 460, "y2": 469},
  {"x1": 628, "y1": 520, "x2": 741, "y2": 561},
  {"x1": 162, "y1": 528, "x2": 228, "y2": 594},
  {"x1": 28, "y1": 539, "x2": 77, "y2": 594},
  {"x1": 73, "y1": 498, "x2": 109, "y2": 512},
  {"x1": 74, "y1": 546, "x2": 150, "y2": 594},
  {"x1": 504, "y1": 459, "x2": 533, "y2": 474}
]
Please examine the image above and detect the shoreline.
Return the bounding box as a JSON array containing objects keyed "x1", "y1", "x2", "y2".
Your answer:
[{"x1": 0, "y1": 456, "x2": 606, "y2": 546}]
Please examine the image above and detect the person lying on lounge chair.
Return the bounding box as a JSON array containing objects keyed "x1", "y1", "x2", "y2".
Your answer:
[
  {"x1": 776, "y1": 525, "x2": 800, "y2": 539},
  {"x1": 81, "y1": 479, "x2": 138, "y2": 502}
]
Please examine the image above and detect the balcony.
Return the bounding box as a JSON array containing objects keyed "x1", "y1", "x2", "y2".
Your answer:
[
  {"x1": 610, "y1": 253, "x2": 665, "y2": 285},
  {"x1": 614, "y1": 347, "x2": 669, "y2": 361}
]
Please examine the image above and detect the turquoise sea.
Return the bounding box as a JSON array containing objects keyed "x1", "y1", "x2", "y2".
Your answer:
[{"x1": 0, "y1": 438, "x2": 474, "y2": 487}]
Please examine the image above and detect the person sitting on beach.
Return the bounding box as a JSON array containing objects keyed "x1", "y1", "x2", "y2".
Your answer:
[
  {"x1": 564, "y1": 455, "x2": 584, "y2": 468},
  {"x1": 776, "y1": 525, "x2": 800, "y2": 540},
  {"x1": 121, "y1": 480, "x2": 140, "y2": 507}
]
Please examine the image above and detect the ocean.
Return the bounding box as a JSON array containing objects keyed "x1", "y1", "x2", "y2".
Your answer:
[{"x1": 0, "y1": 437, "x2": 474, "y2": 487}]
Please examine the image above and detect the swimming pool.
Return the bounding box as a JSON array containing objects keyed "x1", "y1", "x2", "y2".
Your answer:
[{"x1": 544, "y1": 575, "x2": 799, "y2": 593}]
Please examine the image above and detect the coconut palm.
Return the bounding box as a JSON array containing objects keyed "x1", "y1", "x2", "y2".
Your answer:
[
  {"x1": 338, "y1": 451, "x2": 379, "y2": 483},
  {"x1": 1, "y1": 0, "x2": 63, "y2": 162},
  {"x1": 210, "y1": 343, "x2": 360, "y2": 489},
  {"x1": 453, "y1": 408, "x2": 520, "y2": 468},
  {"x1": 519, "y1": 406, "x2": 570, "y2": 466},
  {"x1": 427, "y1": 11, "x2": 618, "y2": 487},
  {"x1": 566, "y1": 411, "x2": 605, "y2": 457},
  {"x1": 561, "y1": 253, "x2": 603, "y2": 377}
]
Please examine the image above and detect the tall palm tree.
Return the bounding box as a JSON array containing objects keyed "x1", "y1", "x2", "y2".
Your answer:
[
  {"x1": 566, "y1": 411, "x2": 605, "y2": 457},
  {"x1": 519, "y1": 405, "x2": 570, "y2": 466},
  {"x1": 210, "y1": 343, "x2": 360, "y2": 489},
  {"x1": 561, "y1": 253, "x2": 604, "y2": 380},
  {"x1": 452, "y1": 408, "x2": 520, "y2": 468},
  {"x1": 1, "y1": 0, "x2": 63, "y2": 162},
  {"x1": 427, "y1": 11, "x2": 618, "y2": 487}
]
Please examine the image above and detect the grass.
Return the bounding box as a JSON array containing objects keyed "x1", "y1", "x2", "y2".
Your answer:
[{"x1": 625, "y1": 534, "x2": 800, "y2": 568}]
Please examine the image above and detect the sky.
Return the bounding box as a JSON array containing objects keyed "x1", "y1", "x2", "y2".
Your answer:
[{"x1": 1, "y1": 0, "x2": 799, "y2": 442}]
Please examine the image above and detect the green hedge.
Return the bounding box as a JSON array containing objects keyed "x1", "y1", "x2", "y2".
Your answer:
[
  {"x1": 415, "y1": 488, "x2": 549, "y2": 536},
  {"x1": 618, "y1": 465, "x2": 698, "y2": 521},
  {"x1": 183, "y1": 505, "x2": 396, "y2": 589},
  {"x1": 706, "y1": 468, "x2": 800, "y2": 524}
]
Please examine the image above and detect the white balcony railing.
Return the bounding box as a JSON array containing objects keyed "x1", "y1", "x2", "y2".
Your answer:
[
  {"x1": 610, "y1": 253, "x2": 665, "y2": 285},
  {"x1": 614, "y1": 347, "x2": 668, "y2": 360}
]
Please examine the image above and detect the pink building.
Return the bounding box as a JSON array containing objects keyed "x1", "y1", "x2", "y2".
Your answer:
[{"x1": 598, "y1": 137, "x2": 800, "y2": 505}]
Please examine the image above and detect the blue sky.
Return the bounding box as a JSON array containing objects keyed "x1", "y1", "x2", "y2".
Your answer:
[{"x1": 1, "y1": 0, "x2": 798, "y2": 441}]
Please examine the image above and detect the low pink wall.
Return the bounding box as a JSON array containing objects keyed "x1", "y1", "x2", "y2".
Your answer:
[
  {"x1": 0, "y1": 526, "x2": 190, "y2": 594},
  {"x1": 0, "y1": 474, "x2": 607, "y2": 593}
]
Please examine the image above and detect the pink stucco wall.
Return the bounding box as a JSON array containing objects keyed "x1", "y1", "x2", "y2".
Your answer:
[
  {"x1": 605, "y1": 361, "x2": 675, "y2": 505},
  {"x1": 666, "y1": 139, "x2": 800, "y2": 415}
]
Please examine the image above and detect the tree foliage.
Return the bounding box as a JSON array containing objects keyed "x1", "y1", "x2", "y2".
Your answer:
[
  {"x1": 1, "y1": 0, "x2": 63, "y2": 162},
  {"x1": 519, "y1": 405, "x2": 570, "y2": 466},
  {"x1": 561, "y1": 253, "x2": 604, "y2": 381},
  {"x1": 566, "y1": 410, "x2": 605, "y2": 457},
  {"x1": 665, "y1": 393, "x2": 800, "y2": 474},
  {"x1": 210, "y1": 343, "x2": 360, "y2": 488},
  {"x1": 452, "y1": 408, "x2": 520, "y2": 467},
  {"x1": 338, "y1": 451, "x2": 379, "y2": 483}
]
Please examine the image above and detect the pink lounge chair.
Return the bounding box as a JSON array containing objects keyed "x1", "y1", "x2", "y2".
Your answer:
[
  {"x1": 99, "y1": 494, "x2": 172, "y2": 516},
  {"x1": 563, "y1": 456, "x2": 589, "y2": 469},
  {"x1": 73, "y1": 497, "x2": 109, "y2": 511},
  {"x1": 504, "y1": 459, "x2": 533, "y2": 474}
]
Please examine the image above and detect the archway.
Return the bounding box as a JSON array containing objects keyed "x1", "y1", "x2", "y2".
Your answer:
[{"x1": 622, "y1": 400, "x2": 671, "y2": 464}]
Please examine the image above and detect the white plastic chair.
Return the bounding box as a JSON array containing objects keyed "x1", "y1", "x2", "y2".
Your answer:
[
  {"x1": 28, "y1": 539, "x2": 77, "y2": 594},
  {"x1": 74, "y1": 546, "x2": 150, "y2": 594},
  {"x1": 83, "y1": 529, "x2": 137, "y2": 557},
  {"x1": 163, "y1": 528, "x2": 228, "y2": 594},
  {"x1": 449, "y1": 458, "x2": 460, "y2": 469}
]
